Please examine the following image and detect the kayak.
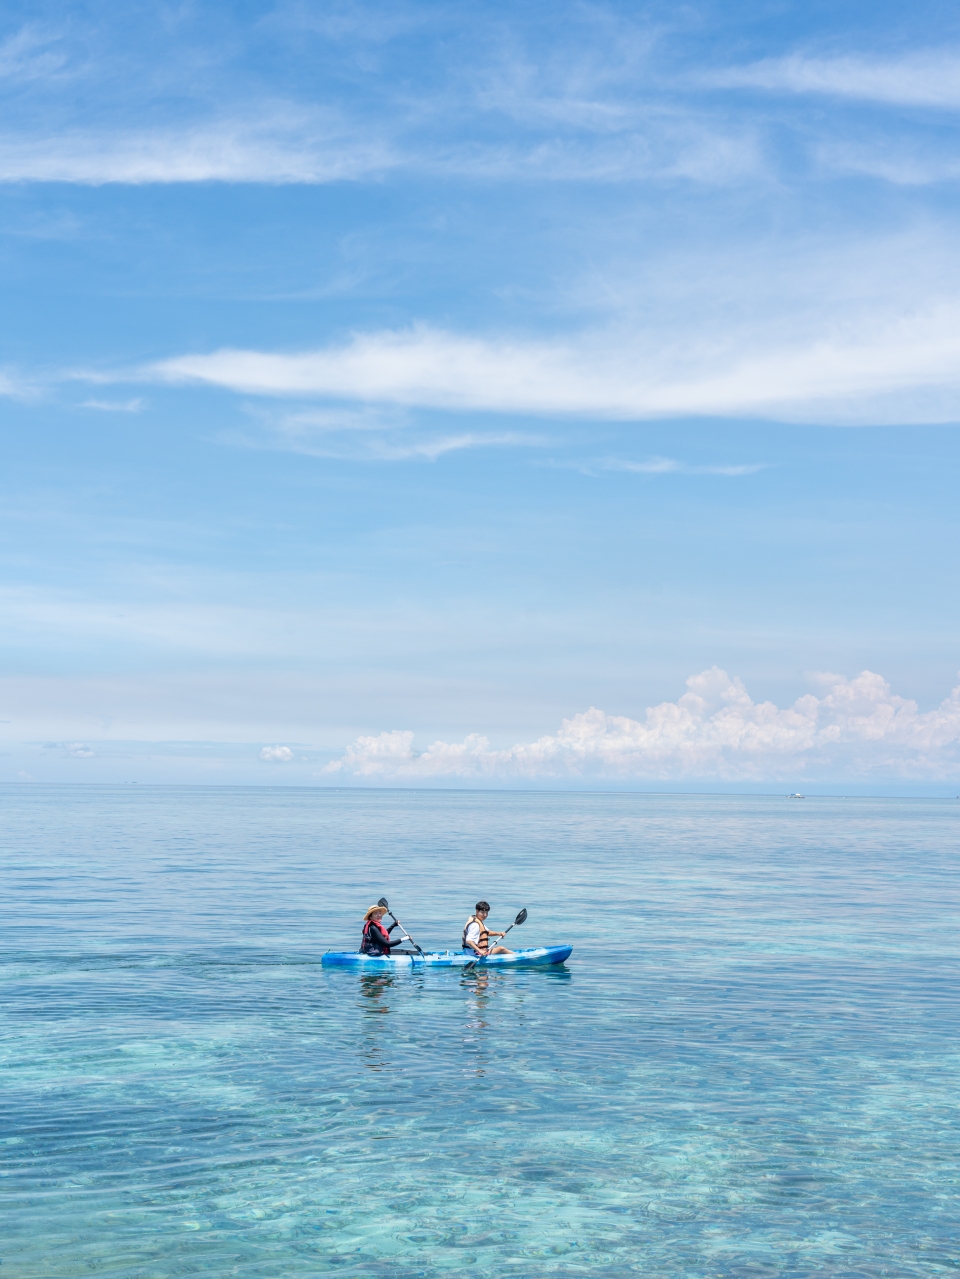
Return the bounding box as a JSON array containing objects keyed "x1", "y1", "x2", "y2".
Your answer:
[{"x1": 321, "y1": 945, "x2": 572, "y2": 969}]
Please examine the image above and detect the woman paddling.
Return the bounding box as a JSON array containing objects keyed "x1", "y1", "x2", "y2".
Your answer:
[{"x1": 360, "y1": 905, "x2": 405, "y2": 956}]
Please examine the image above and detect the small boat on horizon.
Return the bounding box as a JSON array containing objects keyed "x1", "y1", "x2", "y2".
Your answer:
[{"x1": 786, "y1": 793, "x2": 805, "y2": 799}]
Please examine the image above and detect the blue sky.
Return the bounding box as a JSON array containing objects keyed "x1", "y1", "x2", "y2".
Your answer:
[{"x1": 2, "y1": 0, "x2": 960, "y2": 788}]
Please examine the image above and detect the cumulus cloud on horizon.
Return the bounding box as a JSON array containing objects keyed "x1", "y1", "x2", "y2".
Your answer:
[{"x1": 323, "y1": 668, "x2": 960, "y2": 783}]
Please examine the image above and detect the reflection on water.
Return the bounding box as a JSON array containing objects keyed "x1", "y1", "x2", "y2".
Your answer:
[
  {"x1": 1, "y1": 787, "x2": 958, "y2": 1279},
  {"x1": 358, "y1": 972, "x2": 396, "y2": 1071},
  {"x1": 358, "y1": 971, "x2": 396, "y2": 1007},
  {"x1": 461, "y1": 966, "x2": 495, "y2": 1075}
]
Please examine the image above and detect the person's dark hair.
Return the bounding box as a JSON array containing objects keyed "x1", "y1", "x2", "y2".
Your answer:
[{"x1": 475, "y1": 900, "x2": 491, "y2": 913}]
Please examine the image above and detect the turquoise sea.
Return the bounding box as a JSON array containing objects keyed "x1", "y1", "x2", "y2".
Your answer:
[{"x1": 2, "y1": 787, "x2": 959, "y2": 1277}]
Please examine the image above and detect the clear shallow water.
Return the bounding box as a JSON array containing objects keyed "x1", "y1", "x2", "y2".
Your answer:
[{"x1": 1, "y1": 787, "x2": 959, "y2": 1278}]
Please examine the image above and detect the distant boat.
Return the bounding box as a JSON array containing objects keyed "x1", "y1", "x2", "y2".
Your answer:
[{"x1": 786, "y1": 793, "x2": 805, "y2": 799}]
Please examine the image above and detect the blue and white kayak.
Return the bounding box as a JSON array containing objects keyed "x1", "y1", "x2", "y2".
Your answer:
[{"x1": 322, "y1": 945, "x2": 572, "y2": 969}]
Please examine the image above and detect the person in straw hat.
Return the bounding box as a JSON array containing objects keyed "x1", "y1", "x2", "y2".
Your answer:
[{"x1": 360, "y1": 904, "x2": 404, "y2": 956}]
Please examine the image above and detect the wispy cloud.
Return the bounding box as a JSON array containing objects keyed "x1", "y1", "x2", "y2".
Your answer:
[
  {"x1": 369, "y1": 432, "x2": 543, "y2": 461},
  {"x1": 227, "y1": 404, "x2": 546, "y2": 462},
  {"x1": 325, "y1": 668, "x2": 960, "y2": 782},
  {"x1": 141, "y1": 303, "x2": 960, "y2": 424},
  {"x1": 422, "y1": 122, "x2": 762, "y2": 185},
  {"x1": 40, "y1": 741, "x2": 96, "y2": 758},
  {"x1": 268, "y1": 2, "x2": 426, "y2": 46},
  {"x1": 260, "y1": 428, "x2": 541, "y2": 462},
  {"x1": 603, "y1": 457, "x2": 767, "y2": 476},
  {"x1": 0, "y1": 25, "x2": 67, "y2": 82},
  {"x1": 467, "y1": 12, "x2": 660, "y2": 127},
  {"x1": 0, "y1": 14, "x2": 757, "y2": 190},
  {"x1": 82, "y1": 397, "x2": 144, "y2": 412},
  {"x1": 547, "y1": 456, "x2": 767, "y2": 478},
  {"x1": 712, "y1": 51, "x2": 960, "y2": 109},
  {"x1": 259, "y1": 744, "x2": 293, "y2": 762},
  {"x1": 0, "y1": 114, "x2": 761, "y2": 187},
  {"x1": 0, "y1": 7, "x2": 764, "y2": 189},
  {"x1": 2, "y1": 16, "x2": 957, "y2": 194},
  {"x1": 0, "y1": 366, "x2": 36, "y2": 399},
  {"x1": 0, "y1": 111, "x2": 396, "y2": 184},
  {"x1": 814, "y1": 136, "x2": 960, "y2": 186}
]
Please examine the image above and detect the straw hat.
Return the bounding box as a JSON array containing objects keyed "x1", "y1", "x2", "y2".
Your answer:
[{"x1": 364, "y1": 904, "x2": 387, "y2": 920}]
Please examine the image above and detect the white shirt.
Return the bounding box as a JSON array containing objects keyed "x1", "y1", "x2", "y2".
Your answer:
[{"x1": 464, "y1": 919, "x2": 483, "y2": 946}]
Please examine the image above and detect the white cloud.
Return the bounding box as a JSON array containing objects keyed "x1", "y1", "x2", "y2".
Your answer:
[
  {"x1": 149, "y1": 327, "x2": 589, "y2": 408},
  {"x1": 0, "y1": 9, "x2": 760, "y2": 189},
  {"x1": 813, "y1": 137, "x2": 960, "y2": 187},
  {"x1": 549, "y1": 456, "x2": 767, "y2": 478},
  {"x1": 0, "y1": 112, "x2": 396, "y2": 184},
  {"x1": 325, "y1": 668, "x2": 960, "y2": 782},
  {"x1": 0, "y1": 367, "x2": 34, "y2": 398},
  {"x1": 228, "y1": 403, "x2": 548, "y2": 462},
  {"x1": 603, "y1": 457, "x2": 767, "y2": 476},
  {"x1": 712, "y1": 51, "x2": 960, "y2": 109},
  {"x1": 259, "y1": 744, "x2": 294, "y2": 762},
  {"x1": 39, "y1": 741, "x2": 96, "y2": 757},
  {"x1": 372, "y1": 432, "x2": 541, "y2": 461},
  {"x1": 145, "y1": 305, "x2": 960, "y2": 423},
  {"x1": 0, "y1": 26, "x2": 67, "y2": 82},
  {"x1": 82, "y1": 397, "x2": 144, "y2": 412},
  {"x1": 424, "y1": 125, "x2": 762, "y2": 185},
  {"x1": 0, "y1": 98, "x2": 758, "y2": 187}
]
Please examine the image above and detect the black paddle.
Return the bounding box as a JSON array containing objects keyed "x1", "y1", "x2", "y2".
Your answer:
[
  {"x1": 377, "y1": 897, "x2": 425, "y2": 956},
  {"x1": 464, "y1": 908, "x2": 527, "y2": 970}
]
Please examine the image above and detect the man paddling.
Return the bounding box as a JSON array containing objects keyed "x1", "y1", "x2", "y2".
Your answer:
[
  {"x1": 462, "y1": 901, "x2": 513, "y2": 957},
  {"x1": 360, "y1": 905, "x2": 405, "y2": 956}
]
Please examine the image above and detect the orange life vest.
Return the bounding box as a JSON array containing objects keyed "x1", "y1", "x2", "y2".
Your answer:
[{"x1": 462, "y1": 915, "x2": 489, "y2": 950}]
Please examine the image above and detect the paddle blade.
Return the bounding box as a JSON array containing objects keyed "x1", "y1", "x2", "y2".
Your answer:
[
  {"x1": 515, "y1": 908, "x2": 528, "y2": 926},
  {"x1": 378, "y1": 897, "x2": 389, "y2": 909}
]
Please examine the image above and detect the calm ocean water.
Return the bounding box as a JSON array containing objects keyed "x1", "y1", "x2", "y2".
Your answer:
[{"x1": 1, "y1": 786, "x2": 959, "y2": 1277}]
